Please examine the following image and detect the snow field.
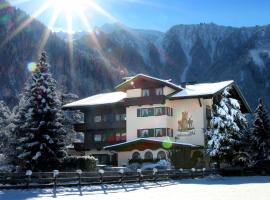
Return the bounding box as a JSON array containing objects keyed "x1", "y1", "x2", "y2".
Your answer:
[{"x1": 0, "y1": 176, "x2": 270, "y2": 200}]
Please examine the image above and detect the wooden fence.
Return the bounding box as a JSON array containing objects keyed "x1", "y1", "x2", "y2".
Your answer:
[{"x1": 0, "y1": 168, "x2": 216, "y2": 189}]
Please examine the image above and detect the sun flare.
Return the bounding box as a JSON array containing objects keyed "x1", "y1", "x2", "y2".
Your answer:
[{"x1": 49, "y1": 0, "x2": 90, "y2": 15}]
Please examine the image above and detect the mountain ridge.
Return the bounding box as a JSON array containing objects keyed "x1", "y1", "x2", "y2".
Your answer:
[{"x1": 1, "y1": 0, "x2": 270, "y2": 111}]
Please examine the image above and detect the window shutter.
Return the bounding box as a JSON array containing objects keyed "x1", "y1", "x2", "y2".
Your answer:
[
  {"x1": 137, "y1": 109, "x2": 141, "y2": 117},
  {"x1": 162, "y1": 107, "x2": 166, "y2": 115},
  {"x1": 149, "y1": 108, "x2": 154, "y2": 116},
  {"x1": 137, "y1": 130, "x2": 141, "y2": 138},
  {"x1": 171, "y1": 108, "x2": 173, "y2": 116},
  {"x1": 162, "y1": 128, "x2": 166, "y2": 136}
]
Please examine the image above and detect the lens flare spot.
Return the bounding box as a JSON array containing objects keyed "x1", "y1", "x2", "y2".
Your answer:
[
  {"x1": 162, "y1": 138, "x2": 173, "y2": 149},
  {"x1": 27, "y1": 62, "x2": 37, "y2": 72}
]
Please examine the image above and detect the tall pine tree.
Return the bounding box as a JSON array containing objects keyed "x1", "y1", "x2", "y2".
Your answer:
[
  {"x1": 206, "y1": 87, "x2": 248, "y2": 166},
  {"x1": 14, "y1": 52, "x2": 66, "y2": 171},
  {"x1": 0, "y1": 101, "x2": 12, "y2": 154},
  {"x1": 250, "y1": 98, "x2": 270, "y2": 161}
]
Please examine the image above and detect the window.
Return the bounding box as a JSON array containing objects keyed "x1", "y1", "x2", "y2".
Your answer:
[
  {"x1": 142, "y1": 89, "x2": 150, "y2": 97},
  {"x1": 116, "y1": 133, "x2": 121, "y2": 142},
  {"x1": 167, "y1": 128, "x2": 173, "y2": 137},
  {"x1": 155, "y1": 128, "x2": 163, "y2": 137},
  {"x1": 138, "y1": 107, "x2": 172, "y2": 117},
  {"x1": 115, "y1": 114, "x2": 121, "y2": 121},
  {"x1": 166, "y1": 107, "x2": 173, "y2": 116},
  {"x1": 120, "y1": 114, "x2": 126, "y2": 121},
  {"x1": 154, "y1": 107, "x2": 164, "y2": 116},
  {"x1": 94, "y1": 115, "x2": 102, "y2": 123},
  {"x1": 132, "y1": 152, "x2": 141, "y2": 160},
  {"x1": 141, "y1": 129, "x2": 149, "y2": 137},
  {"x1": 94, "y1": 134, "x2": 102, "y2": 142},
  {"x1": 157, "y1": 151, "x2": 166, "y2": 160},
  {"x1": 138, "y1": 129, "x2": 154, "y2": 138},
  {"x1": 141, "y1": 108, "x2": 149, "y2": 117},
  {"x1": 121, "y1": 133, "x2": 127, "y2": 141},
  {"x1": 155, "y1": 88, "x2": 163, "y2": 96},
  {"x1": 144, "y1": 151, "x2": 153, "y2": 160},
  {"x1": 138, "y1": 128, "x2": 170, "y2": 138}
]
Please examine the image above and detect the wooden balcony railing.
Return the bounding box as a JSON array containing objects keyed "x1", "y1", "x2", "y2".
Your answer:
[
  {"x1": 73, "y1": 123, "x2": 87, "y2": 132},
  {"x1": 124, "y1": 96, "x2": 166, "y2": 106}
]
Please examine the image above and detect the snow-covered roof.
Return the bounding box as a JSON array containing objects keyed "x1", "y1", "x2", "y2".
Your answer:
[
  {"x1": 115, "y1": 73, "x2": 183, "y2": 91},
  {"x1": 104, "y1": 138, "x2": 200, "y2": 151},
  {"x1": 171, "y1": 80, "x2": 234, "y2": 98},
  {"x1": 63, "y1": 91, "x2": 126, "y2": 108}
]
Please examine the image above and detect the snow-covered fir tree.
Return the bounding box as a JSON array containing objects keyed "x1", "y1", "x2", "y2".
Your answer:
[
  {"x1": 250, "y1": 98, "x2": 270, "y2": 160},
  {"x1": 0, "y1": 101, "x2": 12, "y2": 153},
  {"x1": 14, "y1": 52, "x2": 67, "y2": 171},
  {"x1": 206, "y1": 86, "x2": 248, "y2": 166},
  {"x1": 60, "y1": 93, "x2": 84, "y2": 146}
]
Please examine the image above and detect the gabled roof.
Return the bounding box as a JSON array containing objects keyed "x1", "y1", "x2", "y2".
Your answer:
[
  {"x1": 170, "y1": 80, "x2": 251, "y2": 113},
  {"x1": 115, "y1": 73, "x2": 183, "y2": 92},
  {"x1": 171, "y1": 80, "x2": 234, "y2": 98},
  {"x1": 63, "y1": 91, "x2": 126, "y2": 109},
  {"x1": 104, "y1": 138, "x2": 201, "y2": 152}
]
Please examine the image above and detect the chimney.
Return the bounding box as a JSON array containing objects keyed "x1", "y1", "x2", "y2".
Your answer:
[{"x1": 181, "y1": 82, "x2": 187, "y2": 88}]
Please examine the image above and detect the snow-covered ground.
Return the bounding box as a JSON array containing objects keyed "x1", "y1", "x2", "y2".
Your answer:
[{"x1": 1, "y1": 176, "x2": 270, "y2": 200}]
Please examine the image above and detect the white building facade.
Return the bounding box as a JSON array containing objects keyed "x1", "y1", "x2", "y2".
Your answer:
[{"x1": 63, "y1": 74, "x2": 251, "y2": 167}]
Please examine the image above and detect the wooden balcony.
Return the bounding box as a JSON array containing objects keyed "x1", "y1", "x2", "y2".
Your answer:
[
  {"x1": 73, "y1": 121, "x2": 126, "y2": 131},
  {"x1": 88, "y1": 121, "x2": 126, "y2": 130},
  {"x1": 74, "y1": 123, "x2": 87, "y2": 132},
  {"x1": 124, "y1": 95, "x2": 166, "y2": 106},
  {"x1": 73, "y1": 140, "x2": 126, "y2": 151},
  {"x1": 73, "y1": 142, "x2": 86, "y2": 151}
]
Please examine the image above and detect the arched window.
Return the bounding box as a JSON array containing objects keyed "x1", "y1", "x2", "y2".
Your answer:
[
  {"x1": 132, "y1": 152, "x2": 141, "y2": 160},
  {"x1": 157, "y1": 151, "x2": 166, "y2": 160},
  {"x1": 144, "y1": 151, "x2": 153, "y2": 160}
]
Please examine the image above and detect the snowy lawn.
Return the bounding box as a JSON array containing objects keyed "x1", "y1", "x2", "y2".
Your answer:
[{"x1": 1, "y1": 176, "x2": 270, "y2": 200}]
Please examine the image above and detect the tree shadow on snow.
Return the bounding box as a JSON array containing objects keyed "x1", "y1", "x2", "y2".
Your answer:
[
  {"x1": 0, "y1": 181, "x2": 178, "y2": 199},
  {"x1": 1, "y1": 177, "x2": 268, "y2": 199}
]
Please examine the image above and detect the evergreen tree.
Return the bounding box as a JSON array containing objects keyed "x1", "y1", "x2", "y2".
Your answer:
[
  {"x1": 14, "y1": 52, "x2": 66, "y2": 171},
  {"x1": 250, "y1": 98, "x2": 270, "y2": 160},
  {"x1": 0, "y1": 101, "x2": 12, "y2": 154},
  {"x1": 60, "y1": 93, "x2": 84, "y2": 146},
  {"x1": 206, "y1": 86, "x2": 248, "y2": 166}
]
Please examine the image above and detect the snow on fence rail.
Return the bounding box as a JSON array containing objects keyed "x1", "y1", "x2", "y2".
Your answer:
[{"x1": 0, "y1": 168, "x2": 215, "y2": 189}]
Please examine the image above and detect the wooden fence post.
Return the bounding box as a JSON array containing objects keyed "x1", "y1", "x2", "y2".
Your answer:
[
  {"x1": 137, "y1": 169, "x2": 142, "y2": 183},
  {"x1": 99, "y1": 169, "x2": 104, "y2": 183},
  {"x1": 53, "y1": 170, "x2": 59, "y2": 190},
  {"x1": 202, "y1": 168, "x2": 206, "y2": 177},
  {"x1": 25, "y1": 170, "x2": 32, "y2": 188},
  {"x1": 76, "y1": 170, "x2": 82, "y2": 187},
  {"x1": 153, "y1": 168, "x2": 158, "y2": 182},
  {"x1": 191, "y1": 168, "x2": 195, "y2": 179},
  {"x1": 119, "y1": 169, "x2": 124, "y2": 183}
]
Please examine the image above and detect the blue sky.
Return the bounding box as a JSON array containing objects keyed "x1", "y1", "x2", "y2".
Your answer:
[{"x1": 9, "y1": 0, "x2": 270, "y2": 32}]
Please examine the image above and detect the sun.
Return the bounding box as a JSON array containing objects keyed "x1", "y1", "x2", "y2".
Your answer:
[{"x1": 49, "y1": 0, "x2": 89, "y2": 16}]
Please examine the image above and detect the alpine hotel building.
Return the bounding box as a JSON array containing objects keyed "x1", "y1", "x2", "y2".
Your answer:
[{"x1": 63, "y1": 74, "x2": 251, "y2": 167}]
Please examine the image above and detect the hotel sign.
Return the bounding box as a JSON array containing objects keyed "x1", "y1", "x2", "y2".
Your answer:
[{"x1": 176, "y1": 111, "x2": 196, "y2": 137}]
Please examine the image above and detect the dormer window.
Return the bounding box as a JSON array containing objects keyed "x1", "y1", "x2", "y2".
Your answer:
[
  {"x1": 155, "y1": 88, "x2": 163, "y2": 96},
  {"x1": 142, "y1": 89, "x2": 150, "y2": 97}
]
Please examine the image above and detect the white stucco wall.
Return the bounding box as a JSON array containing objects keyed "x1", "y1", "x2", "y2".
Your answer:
[
  {"x1": 163, "y1": 86, "x2": 175, "y2": 96},
  {"x1": 126, "y1": 89, "x2": 141, "y2": 98},
  {"x1": 167, "y1": 99, "x2": 206, "y2": 146},
  {"x1": 126, "y1": 98, "x2": 213, "y2": 146},
  {"x1": 126, "y1": 104, "x2": 171, "y2": 141}
]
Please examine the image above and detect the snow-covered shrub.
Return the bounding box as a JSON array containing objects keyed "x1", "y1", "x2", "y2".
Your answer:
[{"x1": 62, "y1": 156, "x2": 97, "y2": 171}]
